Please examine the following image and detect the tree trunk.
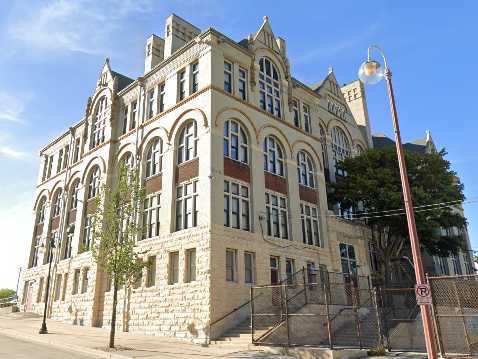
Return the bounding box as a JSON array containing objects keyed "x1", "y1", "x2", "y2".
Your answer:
[{"x1": 109, "y1": 277, "x2": 118, "y2": 348}]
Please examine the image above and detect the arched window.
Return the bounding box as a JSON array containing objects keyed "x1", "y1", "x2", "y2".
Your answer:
[
  {"x1": 297, "y1": 151, "x2": 315, "y2": 188},
  {"x1": 263, "y1": 136, "x2": 284, "y2": 176},
  {"x1": 51, "y1": 189, "x2": 63, "y2": 217},
  {"x1": 120, "y1": 152, "x2": 134, "y2": 169},
  {"x1": 177, "y1": 120, "x2": 198, "y2": 164},
  {"x1": 223, "y1": 120, "x2": 248, "y2": 164},
  {"x1": 146, "y1": 138, "x2": 162, "y2": 177},
  {"x1": 70, "y1": 180, "x2": 80, "y2": 210},
  {"x1": 259, "y1": 58, "x2": 281, "y2": 117},
  {"x1": 356, "y1": 144, "x2": 365, "y2": 155},
  {"x1": 87, "y1": 167, "x2": 101, "y2": 199},
  {"x1": 331, "y1": 127, "x2": 351, "y2": 177},
  {"x1": 320, "y1": 125, "x2": 329, "y2": 172},
  {"x1": 90, "y1": 96, "x2": 107, "y2": 149},
  {"x1": 36, "y1": 197, "x2": 47, "y2": 224}
]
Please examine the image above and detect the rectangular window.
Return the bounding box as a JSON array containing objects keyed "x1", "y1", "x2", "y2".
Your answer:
[
  {"x1": 158, "y1": 83, "x2": 165, "y2": 113},
  {"x1": 244, "y1": 252, "x2": 255, "y2": 284},
  {"x1": 265, "y1": 192, "x2": 289, "y2": 239},
  {"x1": 185, "y1": 248, "x2": 197, "y2": 282},
  {"x1": 54, "y1": 274, "x2": 62, "y2": 301},
  {"x1": 63, "y1": 232, "x2": 73, "y2": 259},
  {"x1": 63, "y1": 145, "x2": 69, "y2": 170},
  {"x1": 169, "y1": 252, "x2": 179, "y2": 284},
  {"x1": 81, "y1": 269, "x2": 89, "y2": 293},
  {"x1": 37, "y1": 277, "x2": 44, "y2": 303},
  {"x1": 31, "y1": 236, "x2": 41, "y2": 267},
  {"x1": 286, "y1": 258, "x2": 295, "y2": 284},
  {"x1": 238, "y1": 68, "x2": 247, "y2": 100},
  {"x1": 175, "y1": 180, "x2": 198, "y2": 231},
  {"x1": 57, "y1": 149, "x2": 63, "y2": 174},
  {"x1": 122, "y1": 105, "x2": 128, "y2": 135},
  {"x1": 307, "y1": 262, "x2": 317, "y2": 284},
  {"x1": 292, "y1": 100, "x2": 300, "y2": 128},
  {"x1": 224, "y1": 61, "x2": 232, "y2": 93},
  {"x1": 142, "y1": 193, "x2": 161, "y2": 239},
  {"x1": 226, "y1": 249, "x2": 237, "y2": 282},
  {"x1": 178, "y1": 70, "x2": 186, "y2": 101},
  {"x1": 301, "y1": 203, "x2": 321, "y2": 247},
  {"x1": 191, "y1": 62, "x2": 199, "y2": 94},
  {"x1": 224, "y1": 180, "x2": 250, "y2": 231},
  {"x1": 303, "y1": 104, "x2": 311, "y2": 133},
  {"x1": 73, "y1": 138, "x2": 81, "y2": 163},
  {"x1": 61, "y1": 274, "x2": 68, "y2": 301},
  {"x1": 147, "y1": 89, "x2": 155, "y2": 119},
  {"x1": 46, "y1": 156, "x2": 53, "y2": 179},
  {"x1": 146, "y1": 256, "x2": 156, "y2": 287},
  {"x1": 72, "y1": 269, "x2": 80, "y2": 294},
  {"x1": 130, "y1": 101, "x2": 137, "y2": 130},
  {"x1": 82, "y1": 216, "x2": 93, "y2": 251},
  {"x1": 340, "y1": 243, "x2": 357, "y2": 275}
]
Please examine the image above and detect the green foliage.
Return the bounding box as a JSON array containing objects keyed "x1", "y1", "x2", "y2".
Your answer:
[
  {"x1": 331, "y1": 147, "x2": 466, "y2": 286},
  {"x1": 91, "y1": 164, "x2": 146, "y2": 289},
  {"x1": 0, "y1": 288, "x2": 16, "y2": 299}
]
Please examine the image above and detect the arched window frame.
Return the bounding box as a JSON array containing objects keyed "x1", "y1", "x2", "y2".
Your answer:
[
  {"x1": 297, "y1": 151, "x2": 315, "y2": 188},
  {"x1": 52, "y1": 189, "x2": 63, "y2": 217},
  {"x1": 87, "y1": 167, "x2": 101, "y2": 200},
  {"x1": 70, "y1": 180, "x2": 80, "y2": 210},
  {"x1": 263, "y1": 136, "x2": 285, "y2": 176},
  {"x1": 177, "y1": 120, "x2": 198, "y2": 164},
  {"x1": 331, "y1": 127, "x2": 351, "y2": 177},
  {"x1": 90, "y1": 96, "x2": 107, "y2": 149},
  {"x1": 259, "y1": 58, "x2": 282, "y2": 118},
  {"x1": 37, "y1": 197, "x2": 47, "y2": 224},
  {"x1": 145, "y1": 139, "x2": 162, "y2": 178},
  {"x1": 223, "y1": 120, "x2": 248, "y2": 164}
]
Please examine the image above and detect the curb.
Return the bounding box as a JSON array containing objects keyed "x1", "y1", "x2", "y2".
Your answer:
[{"x1": 0, "y1": 327, "x2": 133, "y2": 359}]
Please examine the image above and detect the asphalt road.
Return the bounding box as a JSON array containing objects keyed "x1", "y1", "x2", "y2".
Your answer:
[{"x1": 0, "y1": 333, "x2": 95, "y2": 359}]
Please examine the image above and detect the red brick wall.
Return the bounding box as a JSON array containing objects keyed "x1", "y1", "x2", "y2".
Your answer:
[
  {"x1": 299, "y1": 185, "x2": 318, "y2": 204},
  {"x1": 86, "y1": 199, "x2": 97, "y2": 215},
  {"x1": 68, "y1": 210, "x2": 76, "y2": 225},
  {"x1": 34, "y1": 223, "x2": 43, "y2": 236},
  {"x1": 264, "y1": 172, "x2": 288, "y2": 195},
  {"x1": 145, "y1": 175, "x2": 162, "y2": 194},
  {"x1": 50, "y1": 216, "x2": 60, "y2": 230},
  {"x1": 176, "y1": 158, "x2": 199, "y2": 184},
  {"x1": 224, "y1": 157, "x2": 250, "y2": 183}
]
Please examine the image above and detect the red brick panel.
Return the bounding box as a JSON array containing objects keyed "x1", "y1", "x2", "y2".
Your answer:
[
  {"x1": 176, "y1": 158, "x2": 199, "y2": 184},
  {"x1": 50, "y1": 216, "x2": 60, "y2": 230},
  {"x1": 264, "y1": 172, "x2": 288, "y2": 195},
  {"x1": 224, "y1": 157, "x2": 250, "y2": 183},
  {"x1": 86, "y1": 199, "x2": 97, "y2": 215},
  {"x1": 68, "y1": 210, "x2": 77, "y2": 225},
  {"x1": 145, "y1": 175, "x2": 162, "y2": 194},
  {"x1": 299, "y1": 185, "x2": 318, "y2": 204},
  {"x1": 35, "y1": 223, "x2": 43, "y2": 236}
]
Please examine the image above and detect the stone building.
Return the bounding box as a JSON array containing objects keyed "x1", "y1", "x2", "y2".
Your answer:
[{"x1": 18, "y1": 14, "x2": 374, "y2": 342}]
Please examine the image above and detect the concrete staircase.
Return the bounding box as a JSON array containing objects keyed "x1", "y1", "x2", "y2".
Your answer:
[{"x1": 210, "y1": 319, "x2": 273, "y2": 348}]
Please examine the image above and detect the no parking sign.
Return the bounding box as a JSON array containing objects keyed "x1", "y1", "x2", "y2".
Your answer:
[{"x1": 415, "y1": 283, "x2": 432, "y2": 305}]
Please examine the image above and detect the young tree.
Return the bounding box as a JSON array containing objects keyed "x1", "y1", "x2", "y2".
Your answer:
[
  {"x1": 331, "y1": 147, "x2": 466, "y2": 287},
  {"x1": 91, "y1": 164, "x2": 145, "y2": 348}
]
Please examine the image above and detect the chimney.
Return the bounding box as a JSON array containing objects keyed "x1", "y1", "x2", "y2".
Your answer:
[
  {"x1": 163, "y1": 14, "x2": 201, "y2": 59},
  {"x1": 144, "y1": 34, "x2": 165, "y2": 74}
]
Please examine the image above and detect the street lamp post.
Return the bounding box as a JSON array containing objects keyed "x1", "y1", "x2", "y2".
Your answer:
[
  {"x1": 39, "y1": 237, "x2": 55, "y2": 334},
  {"x1": 358, "y1": 45, "x2": 438, "y2": 359}
]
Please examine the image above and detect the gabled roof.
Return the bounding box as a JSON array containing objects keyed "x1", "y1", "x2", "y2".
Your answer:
[
  {"x1": 372, "y1": 131, "x2": 435, "y2": 155},
  {"x1": 111, "y1": 71, "x2": 134, "y2": 91}
]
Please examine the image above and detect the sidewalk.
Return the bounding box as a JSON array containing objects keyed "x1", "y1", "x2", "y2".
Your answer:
[{"x1": 0, "y1": 312, "x2": 287, "y2": 359}]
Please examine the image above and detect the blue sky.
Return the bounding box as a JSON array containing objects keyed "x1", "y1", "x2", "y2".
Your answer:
[{"x1": 0, "y1": 1, "x2": 476, "y2": 289}]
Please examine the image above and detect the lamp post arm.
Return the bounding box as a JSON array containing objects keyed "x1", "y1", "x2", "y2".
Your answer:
[{"x1": 367, "y1": 44, "x2": 389, "y2": 70}]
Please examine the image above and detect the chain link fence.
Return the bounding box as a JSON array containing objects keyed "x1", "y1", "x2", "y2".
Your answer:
[{"x1": 429, "y1": 274, "x2": 478, "y2": 357}]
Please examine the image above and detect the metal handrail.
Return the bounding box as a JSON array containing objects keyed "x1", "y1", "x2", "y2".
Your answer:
[{"x1": 209, "y1": 293, "x2": 263, "y2": 329}]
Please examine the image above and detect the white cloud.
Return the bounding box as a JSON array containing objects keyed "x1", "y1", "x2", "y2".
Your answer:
[
  {"x1": 7, "y1": 0, "x2": 155, "y2": 55},
  {"x1": 0, "y1": 145, "x2": 30, "y2": 160},
  {"x1": 0, "y1": 91, "x2": 28, "y2": 124}
]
